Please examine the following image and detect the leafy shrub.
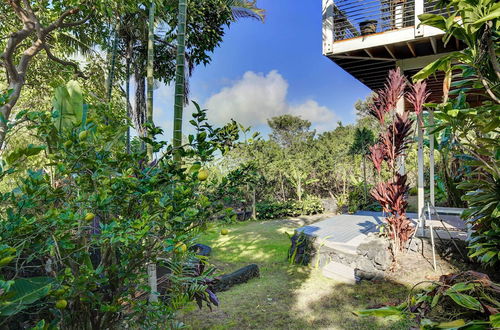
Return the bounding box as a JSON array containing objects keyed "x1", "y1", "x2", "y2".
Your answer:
[
  {"x1": 256, "y1": 196, "x2": 324, "y2": 220},
  {"x1": 347, "y1": 183, "x2": 380, "y2": 213},
  {"x1": 0, "y1": 87, "x2": 242, "y2": 328},
  {"x1": 357, "y1": 271, "x2": 500, "y2": 329}
]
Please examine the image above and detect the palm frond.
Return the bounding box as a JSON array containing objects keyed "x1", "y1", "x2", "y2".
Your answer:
[{"x1": 226, "y1": 0, "x2": 265, "y2": 21}]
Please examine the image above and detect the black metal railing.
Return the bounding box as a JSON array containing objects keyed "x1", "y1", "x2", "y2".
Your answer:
[{"x1": 332, "y1": 0, "x2": 446, "y2": 41}]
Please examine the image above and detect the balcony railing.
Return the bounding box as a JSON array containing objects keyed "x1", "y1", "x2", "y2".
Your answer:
[{"x1": 331, "y1": 0, "x2": 445, "y2": 42}]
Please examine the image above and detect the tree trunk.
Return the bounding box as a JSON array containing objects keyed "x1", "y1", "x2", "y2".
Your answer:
[
  {"x1": 297, "y1": 176, "x2": 302, "y2": 202},
  {"x1": 279, "y1": 172, "x2": 286, "y2": 201},
  {"x1": 146, "y1": 2, "x2": 155, "y2": 160},
  {"x1": 0, "y1": 81, "x2": 23, "y2": 150},
  {"x1": 252, "y1": 188, "x2": 256, "y2": 219},
  {"x1": 134, "y1": 69, "x2": 146, "y2": 148},
  {"x1": 362, "y1": 155, "x2": 367, "y2": 205},
  {"x1": 173, "y1": 0, "x2": 188, "y2": 163},
  {"x1": 125, "y1": 54, "x2": 131, "y2": 154}
]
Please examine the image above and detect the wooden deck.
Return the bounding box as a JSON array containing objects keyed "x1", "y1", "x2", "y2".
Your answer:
[{"x1": 296, "y1": 211, "x2": 466, "y2": 252}]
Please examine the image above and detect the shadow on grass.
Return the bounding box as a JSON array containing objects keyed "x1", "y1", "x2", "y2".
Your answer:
[{"x1": 180, "y1": 220, "x2": 413, "y2": 329}]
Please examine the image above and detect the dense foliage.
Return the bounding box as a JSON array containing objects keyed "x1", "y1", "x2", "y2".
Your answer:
[
  {"x1": 416, "y1": 0, "x2": 499, "y2": 266},
  {"x1": 0, "y1": 84, "x2": 244, "y2": 328}
]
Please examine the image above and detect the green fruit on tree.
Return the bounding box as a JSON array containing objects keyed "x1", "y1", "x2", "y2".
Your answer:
[
  {"x1": 84, "y1": 213, "x2": 95, "y2": 222},
  {"x1": 63, "y1": 141, "x2": 72, "y2": 148},
  {"x1": 52, "y1": 288, "x2": 66, "y2": 296},
  {"x1": 197, "y1": 169, "x2": 209, "y2": 181},
  {"x1": 220, "y1": 229, "x2": 229, "y2": 235},
  {"x1": 55, "y1": 299, "x2": 68, "y2": 309},
  {"x1": 0, "y1": 256, "x2": 15, "y2": 266},
  {"x1": 78, "y1": 130, "x2": 88, "y2": 140},
  {"x1": 174, "y1": 242, "x2": 187, "y2": 253}
]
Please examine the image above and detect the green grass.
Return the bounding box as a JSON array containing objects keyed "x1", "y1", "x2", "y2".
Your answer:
[{"x1": 179, "y1": 219, "x2": 412, "y2": 329}]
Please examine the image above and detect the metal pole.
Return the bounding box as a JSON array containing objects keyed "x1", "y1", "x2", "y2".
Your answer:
[{"x1": 430, "y1": 224, "x2": 437, "y2": 271}]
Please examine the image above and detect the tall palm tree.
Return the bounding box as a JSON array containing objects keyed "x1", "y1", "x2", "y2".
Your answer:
[
  {"x1": 172, "y1": 0, "x2": 188, "y2": 162},
  {"x1": 147, "y1": 1, "x2": 156, "y2": 160},
  {"x1": 172, "y1": 0, "x2": 265, "y2": 162},
  {"x1": 349, "y1": 127, "x2": 375, "y2": 205}
]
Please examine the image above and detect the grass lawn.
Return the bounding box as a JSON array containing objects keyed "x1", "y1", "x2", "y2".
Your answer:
[{"x1": 179, "y1": 218, "x2": 413, "y2": 329}]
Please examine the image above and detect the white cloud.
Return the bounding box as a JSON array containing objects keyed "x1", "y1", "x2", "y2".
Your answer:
[{"x1": 205, "y1": 70, "x2": 338, "y2": 132}]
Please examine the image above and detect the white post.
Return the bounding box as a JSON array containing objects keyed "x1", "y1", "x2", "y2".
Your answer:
[
  {"x1": 147, "y1": 263, "x2": 158, "y2": 302},
  {"x1": 395, "y1": 3, "x2": 404, "y2": 29},
  {"x1": 414, "y1": 0, "x2": 424, "y2": 37},
  {"x1": 322, "y1": 0, "x2": 334, "y2": 55},
  {"x1": 429, "y1": 110, "x2": 435, "y2": 207},
  {"x1": 417, "y1": 114, "x2": 425, "y2": 236}
]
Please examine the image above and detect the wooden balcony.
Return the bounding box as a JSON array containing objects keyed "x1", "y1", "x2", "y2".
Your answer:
[{"x1": 322, "y1": 0, "x2": 465, "y2": 92}]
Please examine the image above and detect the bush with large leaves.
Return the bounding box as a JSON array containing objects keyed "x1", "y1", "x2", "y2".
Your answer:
[
  {"x1": 414, "y1": 0, "x2": 499, "y2": 266},
  {"x1": 0, "y1": 83, "x2": 242, "y2": 328}
]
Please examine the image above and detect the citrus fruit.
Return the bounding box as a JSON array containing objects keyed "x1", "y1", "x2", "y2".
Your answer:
[
  {"x1": 84, "y1": 213, "x2": 95, "y2": 222},
  {"x1": 174, "y1": 242, "x2": 187, "y2": 253},
  {"x1": 197, "y1": 169, "x2": 209, "y2": 181},
  {"x1": 0, "y1": 256, "x2": 15, "y2": 266},
  {"x1": 55, "y1": 299, "x2": 68, "y2": 309},
  {"x1": 220, "y1": 229, "x2": 229, "y2": 235},
  {"x1": 78, "y1": 130, "x2": 88, "y2": 140}
]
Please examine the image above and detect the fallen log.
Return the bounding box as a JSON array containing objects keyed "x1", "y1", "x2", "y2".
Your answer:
[{"x1": 212, "y1": 264, "x2": 259, "y2": 292}]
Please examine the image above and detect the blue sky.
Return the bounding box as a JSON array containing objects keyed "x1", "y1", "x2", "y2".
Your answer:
[{"x1": 154, "y1": 0, "x2": 371, "y2": 137}]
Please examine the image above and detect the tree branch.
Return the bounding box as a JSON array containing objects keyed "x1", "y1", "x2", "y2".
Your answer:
[
  {"x1": 45, "y1": 8, "x2": 81, "y2": 33},
  {"x1": 43, "y1": 45, "x2": 87, "y2": 78}
]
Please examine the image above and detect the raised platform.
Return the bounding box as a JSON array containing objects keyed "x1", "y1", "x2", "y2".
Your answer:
[
  {"x1": 293, "y1": 211, "x2": 467, "y2": 282},
  {"x1": 297, "y1": 211, "x2": 466, "y2": 247}
]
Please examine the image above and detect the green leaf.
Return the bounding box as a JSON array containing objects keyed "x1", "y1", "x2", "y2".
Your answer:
[
  {"x1": 490, "y1": 314, "x2": 500, "y2": 328},
  {"x1": 436, "y1": 319, "x2": 466, "y2": 329},
  {"x1": 447, "y1": 282, "x2": 479, "y2": 292},
  {"x1": 52, "y1": 80, "x2": 84, "y2": 131},
  {"x1": 0, "y1": 277, "x2": 54, "y2": 316},
  {"x1": 445, "y1": 292, "x2": 483, "y2": 311},
  {"x1": 355, "y1": 306, "x2": 405, "y2": 319},
  {"x1": 473, "y1": 6, "x2": 500, "y2": 25}
]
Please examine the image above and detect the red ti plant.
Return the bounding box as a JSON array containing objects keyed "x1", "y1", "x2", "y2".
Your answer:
[{"x1": 368, "y1": 68, "x2": 430, "y2": 251}]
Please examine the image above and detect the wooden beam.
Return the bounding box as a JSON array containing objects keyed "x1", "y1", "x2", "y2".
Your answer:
[
  {"x1": 332, "y1": 55, "x2": 395, "y2": 62},
  {"x1": 364, "y1": 48, "x2": 374, "y2": 58},
  {"x1": 430, "y1": 37, "x2": 437, "y2": 54},
  {"x1": 384, "y1": 45, "x2": 397, "y2": 59},
  {"x1": 406, "y1": 42, "x2": 417, "y2": 57}
]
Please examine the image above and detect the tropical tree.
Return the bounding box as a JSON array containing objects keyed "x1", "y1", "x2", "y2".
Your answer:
[
  {"x1": 349, "y1": 127, "x2": 375, "y2": 204},
  {"x1": 147, "y1": 1, "x2": 156, "y2": 159},
  {"x1": 172, "y1": 0, "x2": 265, "y2": 161},
  {"x1": 0, "y1": 1, "x2": 148, "y2": 149}
]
